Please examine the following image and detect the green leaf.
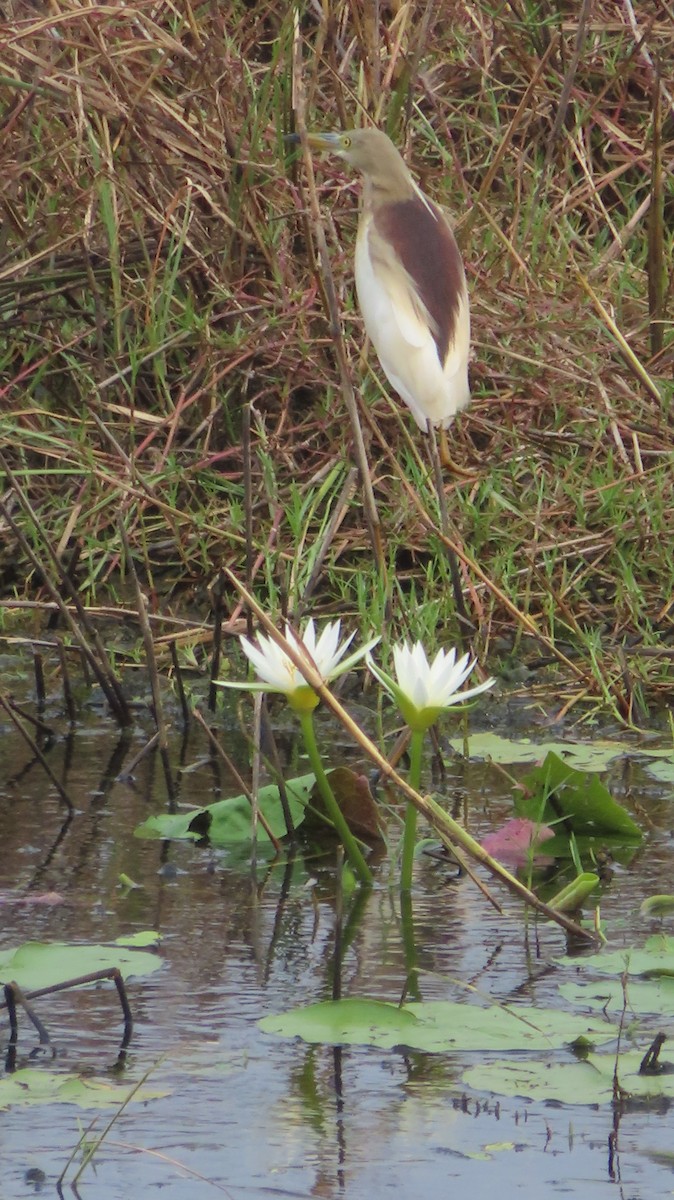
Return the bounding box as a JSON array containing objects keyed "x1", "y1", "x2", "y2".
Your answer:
[
  {"x1": 0, "y1": 940, "x2": 162, "y2": 991},
  {"x1": 0, "y1": 1068, "x2": 168, "y2": 1111},
  {"x1": 642, "y1": 759, "x2": 674, "y2": 784},
  {"x1": 259, "y1": 998, "x2": 615, "y2": 1052},
  {"x1": 529, "y1": 833, "x2": 639, "y2": 864},
  {"x1": 134, "y1": 773, "x2": 313, "y2": 845},
  {"x1": 447, "y1": 733, "x2": 630, "y2": 770},
  {"x1": 447, "y1": 733, "x2": 674, "y2": 780},
  {"x1": 640, "y1": 894, "x2": 674, "y2": 918},
  {"x1": 556, "y1": 933, "x2": 674, "y2": 977},
  {"x1": 115, "y1": 931, "x2": 161, "y2": 948},
  {"x1": 559, "y1": 976, "x2": 674, "y2": 1018},
  {"x1": 548, "y1": 872, "x2": 600, "y2": 912},
  {"x1": 516, "y1": 751, "x2": 642, "y2": 838},
  {"x1": 463, "y1": 1050, "x2": 674, "y2": 1105},
  {"x1": 118, "y1": 873, "x2": 140, "y2": 890}
]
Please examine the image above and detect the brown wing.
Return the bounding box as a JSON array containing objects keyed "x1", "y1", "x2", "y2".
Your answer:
[{"x1": 371, "y1": 198, "x2": 465, "y2": 366}]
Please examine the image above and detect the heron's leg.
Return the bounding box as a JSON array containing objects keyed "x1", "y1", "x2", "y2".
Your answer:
[
  {"x1": 427, "y1": 427, "x2": 475, "y2": 647},
  {"x1": 439, "y1": 427, "x2": 477, "y2": 480}
]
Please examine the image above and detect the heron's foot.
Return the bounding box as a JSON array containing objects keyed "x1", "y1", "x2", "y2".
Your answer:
[{"x1": 438, "y1": 428, "x2": 478, "y2": 480}]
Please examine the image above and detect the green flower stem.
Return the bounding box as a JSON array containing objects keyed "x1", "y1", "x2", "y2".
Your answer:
[
  {"x1": 400, "y1": 728, "x2": 424, "y2": 892},
  {"x1": 400, "y1": 889, "x2": 420, "y2": 1002},
  {"x1": 299, "y1": 712, "x2": 372, "y2": 886}
]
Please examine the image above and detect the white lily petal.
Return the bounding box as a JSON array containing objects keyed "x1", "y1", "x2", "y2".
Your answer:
[
  {"x1": 240, "y1": 635, "x2": 290, "y2": 689},
  {"x1": 315, "y1": 620, "x2": 352, "y2": 675},
  {"x1": 229, "y1": 617, "x2": 371, "y2": 705},
  {"x1": 384, "y1": 639, "x2": 495, "y2": 727},
  {"x1": 435, "y1": 652, "x2": 474, "y2": 702},
  {"x1": 443, "y1": 676, "x2": 496, "y2": 707},
  {"x1": 299, "y1": 618, "x2": 317, "y2": 657}
]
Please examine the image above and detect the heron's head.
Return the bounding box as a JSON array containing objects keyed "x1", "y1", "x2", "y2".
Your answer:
[{"x1": 292, "y1": 128, "x2": 414, "y2": 202}]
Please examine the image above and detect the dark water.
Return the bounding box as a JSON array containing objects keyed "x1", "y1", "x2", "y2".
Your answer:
[{"x1": 1, "y1": 687, "x2": 673, "y2": 1200}]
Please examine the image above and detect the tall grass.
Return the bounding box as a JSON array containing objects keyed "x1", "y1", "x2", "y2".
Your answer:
[{"x1": 0, "y1": 0, "x2": 672, "y2": 718}]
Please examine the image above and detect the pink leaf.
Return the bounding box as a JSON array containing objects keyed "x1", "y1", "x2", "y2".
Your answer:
[{"x1": 481, "y1": 818, "x2": 555, "y2": 866}]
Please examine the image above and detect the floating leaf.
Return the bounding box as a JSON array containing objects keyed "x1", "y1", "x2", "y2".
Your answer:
[
  {"x1": 0, "y1": 1068, "x2": 168, "y2": 1111},
  {"x1": 115, "y1": 931, "x2": 161, "y2": 948},
  {"x1": 556, "y1": 934, "x2": 674, "y2": 977},
  {"x1": 463, "y1": 1049, "x2": 674, "y2": 1105},
  {"x1": 260, "y1": 998, "x2": 615, "y2": 1053},
  {"x1": 528, "y1": 833, "x2": 639, "y2": 864},
  {"x1": 447, "y1": 733, "x2": 634, "y2": 770},
  {"x1": 516, "y1": 751, "x2": 642, "y2": 839},
  {"x1": 118, "y1": 873, "x2": 141, "y2": 891},
  {"x1": 559, "y1": 976, "x2": 674, "y2": 1018},
  {"x1": 134, "y1": 774, "x2": 312, "y2": 845},
  {"x1": 0, "y1": 939, "x2": 162, "y2": 991},
  {"x1": 642, "y1": 759, "x2": 674, "y2": 784},
  {"x1": 447, "y1": 733, "x2": 674, "y2": 780}
]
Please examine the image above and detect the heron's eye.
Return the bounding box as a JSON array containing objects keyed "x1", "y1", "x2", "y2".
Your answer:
[{"x1": 343, "y1": 137, "x2": 351, "y2": 148}]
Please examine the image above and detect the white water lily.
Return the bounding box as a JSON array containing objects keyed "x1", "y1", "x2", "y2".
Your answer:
[
  {"x1": 222, "y1": 618, "x2": 379, "y2": 713},
  {"x1": 368, "y1": 641, "x2": 494, "y2": 732}
]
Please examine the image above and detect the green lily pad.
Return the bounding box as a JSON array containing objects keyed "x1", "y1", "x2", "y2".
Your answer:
[
  {"x1": 260, "y1": 998, "x2": 615, "y2": 1052},
  {"x1": 115, "y1": 931, "x2": 161, "y2": 948},
  {"x1": 463, "y1": 1049, "x2": 674, "y2": 1105},
  {"x1": 448, "y1": 734, "x2": 632, "y2": 771},
  {"x1": 642, "y1": 759, "x2": 674, "y2": 784},
  {"x1": 529, "y1": 833, "x2": 639, "y2": 864},
  {"x1": 0, "y1": 1068, "x2": 168, "y2": 1111},
  {"x1": 516, "y1": 751, "x2": 642, "y2": 838},
  {"x1": 559, "y1": 975, "x2": 674, "y2": 1018},
  {"x1": 557, "y1": 933, "x2": 674, "y2": 977},
  {"x1": 134, "y1": 774, "x2": 313, "y2": 845},
  {"x1": 0, "y1": 938, "x2": 162, "y2": 991},
  {"x1": 448, "y1": 734, "x2": 674, "y2": 782}
]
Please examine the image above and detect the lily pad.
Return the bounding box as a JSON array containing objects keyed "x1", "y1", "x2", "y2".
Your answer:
[
  {"x1": 447, "y1": 734, "x2": 630, "y2": 770},
  {"x1": 463, "y1": 1049, "x2": 674, "y2": 1105},
  {"x1": 0, "y1": 937, "x2": 162, "y2": 991},
  {"x1": 516, "y1": 751, "x2": 642, "y2": 839},
  {"x1": 447, "y1": 734, "x2": 674, "y2": 781},
  {"x1": 134, "y1": 774, "x2": 312, "y2": 845},
  {"x1": 642, "y1": 759, "x2": 674, "y2": 784},
  {"x1": 528, "y1": 833, "x2": 640, "y2": 864},
  {"x1": 0, "y1": 1068, "x2": 168, "y2": 1111},
  {"x1": 557, "y1": 933, "x2": 674, "y2": 978},
  {"x1": 559, "y1": 976, "x2": 674, "y2": 1018},
  {"x1": 260, "y1": 998, "x2": 615, "y2": 1053},
  {"x1": 115, "y1": 931, "x2": 161, "y2": 948}
]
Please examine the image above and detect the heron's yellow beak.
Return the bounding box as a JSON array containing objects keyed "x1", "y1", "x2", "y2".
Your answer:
[
  {"x1": 285, "y1": 131, "x2": 343, "y2": 153},
  {"x1": 304, "y1": 132, "x2": 343, "y2": 151}
]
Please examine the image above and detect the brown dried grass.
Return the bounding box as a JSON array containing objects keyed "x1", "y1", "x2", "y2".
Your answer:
[{"x1": 1, "y1": 0, "x2": 673, "y2": 715}]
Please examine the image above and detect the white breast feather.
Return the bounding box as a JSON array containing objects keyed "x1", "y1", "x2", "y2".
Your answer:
[{"x1": 355, "y1": 215, "x2": 470, "y2": 431}]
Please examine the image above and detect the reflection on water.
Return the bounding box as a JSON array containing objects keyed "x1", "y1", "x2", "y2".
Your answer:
[{"x1": 0, "y1": 698, "x2": 672, "y2": 1200}]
